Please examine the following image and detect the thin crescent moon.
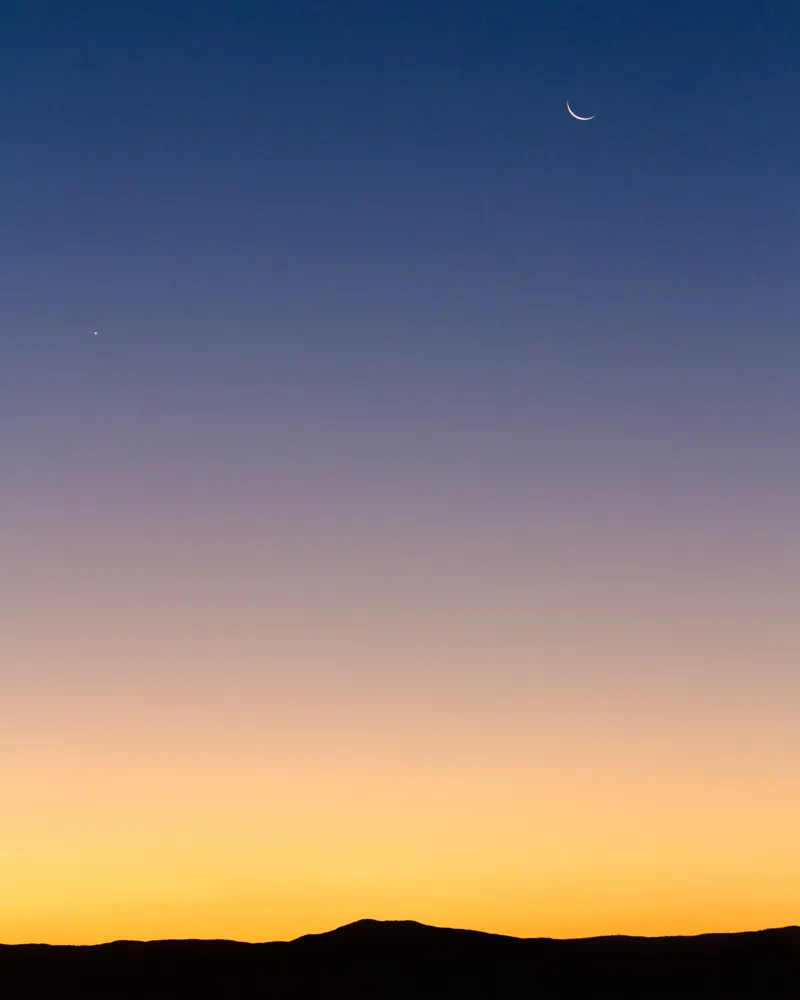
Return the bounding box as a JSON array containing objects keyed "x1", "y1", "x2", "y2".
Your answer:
[{"x1": 566, "y1": 101, "x2": 596, "y2": 121}]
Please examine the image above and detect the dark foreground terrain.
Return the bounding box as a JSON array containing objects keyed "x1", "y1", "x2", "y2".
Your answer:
[{"x1": 2, "y1": 919, "x2": 798, "y2": 998}]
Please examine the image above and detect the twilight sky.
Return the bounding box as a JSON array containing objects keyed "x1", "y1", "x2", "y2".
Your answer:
[{"x1": 2, "y1": 0, "x2": 799, "y2": 943}]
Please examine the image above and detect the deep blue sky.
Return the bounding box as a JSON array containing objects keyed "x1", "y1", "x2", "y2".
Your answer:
[{"x1": 3, "y1": 0, "x2": 799, "y2": 529}]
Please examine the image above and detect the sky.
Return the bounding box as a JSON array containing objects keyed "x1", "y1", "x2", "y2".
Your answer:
[{"x1": 2, "y1": 0, "x2": 799, "y2": 944}]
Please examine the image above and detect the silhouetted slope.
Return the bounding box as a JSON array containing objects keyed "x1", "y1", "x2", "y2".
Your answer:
[{"x1": 1, "y1": 919, "x2": 798, "y2": 998}]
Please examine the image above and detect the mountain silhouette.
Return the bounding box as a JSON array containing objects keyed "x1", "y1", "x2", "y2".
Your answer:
[{"x1": 2, "y1": 918, "x2": 798, "y2": 997}]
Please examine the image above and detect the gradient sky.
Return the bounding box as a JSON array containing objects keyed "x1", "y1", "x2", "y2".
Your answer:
[{"x1": 2, "y1": 0, "x2": 799, "y2": 944}]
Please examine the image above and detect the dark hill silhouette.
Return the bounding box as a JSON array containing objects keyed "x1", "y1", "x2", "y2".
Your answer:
[{"x1": 2, "y1": 918, "x2": 798, "y2": 997}]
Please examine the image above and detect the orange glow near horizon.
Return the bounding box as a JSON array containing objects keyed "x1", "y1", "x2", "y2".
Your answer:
[
  {"x1": 3, "y1": 597, "x2": 799, "y2": 944},
  {"x1": 3, "y1": 430, "x2": 798, "y2": 945}
]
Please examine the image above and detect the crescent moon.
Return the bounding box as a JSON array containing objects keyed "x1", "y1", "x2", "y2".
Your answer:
[{"x1": 566, "y1": 101, "x2": 596, "y2": 121}]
